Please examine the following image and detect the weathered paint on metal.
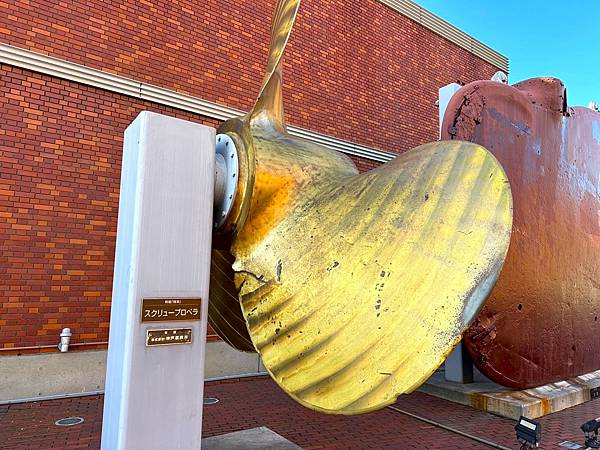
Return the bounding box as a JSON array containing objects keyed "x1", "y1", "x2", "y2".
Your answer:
[{"x1": 442, "y1": 77, "x2": 600, "y2": 389}]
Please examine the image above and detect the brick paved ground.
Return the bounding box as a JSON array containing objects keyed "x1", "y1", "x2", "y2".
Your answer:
[{"x1": 0, "y1": 376, "x2": 597, "y2": 449}]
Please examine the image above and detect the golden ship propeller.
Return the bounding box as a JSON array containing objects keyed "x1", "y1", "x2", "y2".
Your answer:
[{"x1": 208, "y1": 0, "x2": 513, "y2": 414}]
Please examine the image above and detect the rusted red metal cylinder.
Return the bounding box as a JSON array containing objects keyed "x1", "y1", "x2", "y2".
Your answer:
[{"x1": 442, "y1": 78, "x2": 600, "y2": 388}]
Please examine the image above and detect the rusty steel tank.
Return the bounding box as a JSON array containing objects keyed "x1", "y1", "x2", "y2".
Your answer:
[{"x1": 441, "y1": 77, "x2": 600, "y2": 388}]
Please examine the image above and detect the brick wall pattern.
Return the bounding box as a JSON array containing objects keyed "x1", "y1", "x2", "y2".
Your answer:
[{"x1": 0, "y1": 0, "x2": 501, "y2": 352}]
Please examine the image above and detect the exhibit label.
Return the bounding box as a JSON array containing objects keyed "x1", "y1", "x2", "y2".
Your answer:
[
  {"x1": 146, "y1": 328, "x2": 193, "y2": 346},
  {"x1": 141, "y1": 298, "x2": 202, "y2": 322}
]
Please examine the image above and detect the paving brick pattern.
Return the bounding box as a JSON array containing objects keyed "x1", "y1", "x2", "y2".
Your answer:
[{"x1": 1, "y1": 376, "x2": 599, "y2": 449}]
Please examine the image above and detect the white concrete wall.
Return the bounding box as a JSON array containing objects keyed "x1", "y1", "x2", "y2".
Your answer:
[
  {"x1": 0, "y1": 350, "x2": 106, "y2": 401},
  {"x1": 0, "y1": 342, "x2": 264, "y2": 403}
]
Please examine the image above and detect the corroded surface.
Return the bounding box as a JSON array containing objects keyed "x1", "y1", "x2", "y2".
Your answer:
[
  {"x1": 442, "y1": 78, "x2": 600, "y2": 388},
  {"x1": 423, "y1": 367, "x2": 600, "y2": 420},
  {"x1": 208, "y1": 0, "x2": 513, "y2": 414}
]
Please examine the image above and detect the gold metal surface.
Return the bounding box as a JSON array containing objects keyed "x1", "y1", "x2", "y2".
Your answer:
[
  {"x1": 208, "y1": 0, "x2": 513, "y2": 414},
  {"x1": 208, "y1": 249, "x2": 254, "y2": 351},
  {"x1": 146, "y1": 329, "x2": 193, "y2": 347}
]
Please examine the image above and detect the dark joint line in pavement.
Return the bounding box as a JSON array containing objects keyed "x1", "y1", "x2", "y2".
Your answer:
[{"x1": 386, "y1": 405, "x2": 512, "y2": 450}]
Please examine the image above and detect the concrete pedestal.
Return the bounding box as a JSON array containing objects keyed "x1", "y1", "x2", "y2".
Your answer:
[
  {"x1": 422, "y1": 367, "x2": 600, "y2": 420},
  {"x1": 202, "y1": 427, "x2": 301, "y2": 450},
  {"x1": 101, "y1": 112, "x2": 215, "y2": 450}
]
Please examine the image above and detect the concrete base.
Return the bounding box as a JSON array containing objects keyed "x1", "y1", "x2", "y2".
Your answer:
[
  {"x1": 421, "y1": 367, "x2": 600, "y2": 419},
  {"x1": 204, "y1": 341, "x2": 265, "y2": 380},
  {"x1": 202, "y1": 427, "x2": 301, "y2": 450},
  {"x1": 0, "y1": 350, "x2": 106, "y2": 402},
  {"x1": 0, "y1": 341, "x2": 265, "y2": 403}
]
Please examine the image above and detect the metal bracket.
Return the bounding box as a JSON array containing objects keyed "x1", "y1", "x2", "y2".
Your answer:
[{"x1": 214, "y1": 134, "x2": 239, "y2": 229}]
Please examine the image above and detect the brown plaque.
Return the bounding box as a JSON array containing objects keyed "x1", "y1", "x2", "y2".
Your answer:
[
  {"x1": 141, "y1": 298, "x2": 201, "y2": 323},
  {"x1": 146, "y1": 328, "x2": 192, "y2": 347}
]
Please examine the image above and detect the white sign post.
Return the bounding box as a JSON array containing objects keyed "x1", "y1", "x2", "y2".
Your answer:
[{"x1": 101, "y1": 112, "x2": 215, "y2": 450}]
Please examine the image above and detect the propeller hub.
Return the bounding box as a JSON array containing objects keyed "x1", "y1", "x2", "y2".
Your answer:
[{"x1": 214, "y1": 133, "x2": 239, "y2": 229}]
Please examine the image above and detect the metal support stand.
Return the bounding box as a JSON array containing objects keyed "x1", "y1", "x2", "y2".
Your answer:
[
  {"x1": 101, "y1": 112, "x2": 215, "y2": 450},
  {"x1": 444, "y1": 343, "x2": 474, "y2": 384},
  {"x1": 438, "y1": 83, "x2": 462, "y2": 138},
  {"x1": 438, "y1": 82, "x2": 476, "y2": 384}
]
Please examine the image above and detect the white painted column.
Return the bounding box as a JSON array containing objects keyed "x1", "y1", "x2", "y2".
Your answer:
[
  {"x1": 439, "y1": 83, "x2": 475, "y2": 384},
  {"x1": 438, "y1": 82, "x2": 462, "y2": 138},
  {"x1": 101, "y1": 112, "x2": 214, "y2": 450}
]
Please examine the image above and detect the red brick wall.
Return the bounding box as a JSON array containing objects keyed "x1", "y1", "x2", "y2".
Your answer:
[
  {"x1": 0, "y1": 0, "x2": 502, "y2": 352},
  {"x1": 0, "y1": 65, "x2": 221, "y2": 352},
  {"x1": 0, "y1": 0, "x2": 499, "y2": 153}
]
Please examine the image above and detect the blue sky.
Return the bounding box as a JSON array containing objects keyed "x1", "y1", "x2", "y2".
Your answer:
[{"x1": 416, "y1": 0, "x2": 600, "y2": 107}]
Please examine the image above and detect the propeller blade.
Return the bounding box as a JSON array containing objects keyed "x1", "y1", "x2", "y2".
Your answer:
[
  {"x1": 232, "y1": 129, "x2": 512, "y2": 414},
  {"x1": 249, "y1": 0, "x2": 300, "y2": 129},
  {"x1": 207, "y1": 0, "x2": 513, "y2": 413},
  {"x1": 207, "y1": 0, "x2": 301, "y2": 350},
  {"x1": 208, "y1": 249, "x2": 254, "y2": 352}
]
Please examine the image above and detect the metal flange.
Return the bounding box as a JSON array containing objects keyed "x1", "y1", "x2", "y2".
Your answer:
[{"x1": 214, "y1": 133, "x2": 239, "y2": 229}]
